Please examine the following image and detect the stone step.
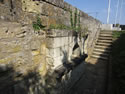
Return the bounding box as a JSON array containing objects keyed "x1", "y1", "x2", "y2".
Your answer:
[
  {"x1": 93, "y1": 50, "x2": 109, "y2": 56},
  {"x1": 97, "y1": 40, "x2": 112, "y2": 43},
  {"x1": 100, "y1": 31, "x2": 113, "y2": 34},
  {"x1": 94, "y1": 48, "x2": 111, "y2": 53},
  {"x1": 92, "y1": 52, "x2": 109, "y2": 57},
  {"x1": 91, "y1": 54, "x2": 108, "y2": 60},
  {"x1": 101, "y1": 30, "x2": 113, "y2": 32},
  {"x1": 99, "y1": 34, "x2": 112, "y2": 37},
  {"x1": 94, "y1": 45, "x2": 111, "y2": 50},
  {"x1": 100, "y1": 33, "x2": 112, "y2": 35},
  {"x1": 96, "y1": 42, "x2": 112, "y2": 46},
  {"x1": 98, "y1": 37, "x2": 113, "y2": 41}
]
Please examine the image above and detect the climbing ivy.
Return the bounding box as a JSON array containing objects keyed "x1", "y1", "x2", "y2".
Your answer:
[
  {"x1": 70, "y1": 10, "x2": 74, "y2": 29},
  {"x1": 74, "y1": 8, "x2": 78, "y2": 29},
  {"x1": 70, "y1": 8, "x2": 82, "y2": 32},
  {"x1": 78, "y1": 12, "x2": 81, "y2": 32},
  {"x1": 32, "y1": 16, "x2": 46, "y2": 31}
]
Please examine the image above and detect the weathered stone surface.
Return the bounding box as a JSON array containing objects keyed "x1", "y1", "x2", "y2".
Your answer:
[
  {"x1": 0, "y1": 0, "x2": 100, "y2": 29},
  {"x1": 46, "y1": 29, "x2": 85, "y2": 69},
  {"x1": 0, "y1": 21, "x2": 52, "y2": 93},
  {"x1": 0, "y1": 0, "x2": 101, "y2": 93}
]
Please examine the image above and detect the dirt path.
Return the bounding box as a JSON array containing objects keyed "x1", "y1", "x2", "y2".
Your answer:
[{"x1": 67, "y1": 58, "x2": 108, "y2": 94}]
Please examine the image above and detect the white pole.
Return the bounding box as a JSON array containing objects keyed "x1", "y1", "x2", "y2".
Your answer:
[
  {"x1": 107, "y1": 0, "x2": 111, "y2": 24},
  {"x1": 119, "y1": 0, "x2": 123, "y2": 24},
  {"x1": 115, "y1": 0, "x2": 120, "y2": 25}
]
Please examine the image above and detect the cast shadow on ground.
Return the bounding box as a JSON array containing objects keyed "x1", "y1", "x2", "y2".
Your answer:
[
  {"x1": 111, "y1": 32, "x2": 125, "y2": 94},
  {"x1": 0, "y1": 64, "x2": 58, "y2": 94}
]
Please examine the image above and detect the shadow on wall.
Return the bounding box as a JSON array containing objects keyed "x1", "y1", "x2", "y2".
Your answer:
[
  {"x1": 72, "y1": 34, "x2": 88, "y2": 58},
  {"x1": 0, "y1": 53, "x2": 87, "y2": 94},
  {"x1": 0, "y1": 64, "x2": 58, "y2": 94},
  {"x1": 54, "y1": 51, "x2": 88, "y2": 94},
  {"x1": 53, "y1": 35, "x2": 89, "y2": 94},
  {"x1": 0, "y1": 34, "x2": 89, "y2": 94}
]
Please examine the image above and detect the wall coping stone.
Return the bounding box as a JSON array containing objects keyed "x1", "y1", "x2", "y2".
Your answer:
[{"x1": 46, "y1": 29, "x2": 73, "y2": 37}]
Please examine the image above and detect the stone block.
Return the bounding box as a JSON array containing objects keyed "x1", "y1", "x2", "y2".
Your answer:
[
  {"x1": 53, "y1": 56, "x2": 64, "y2": 69},
  {"x1": 46, "y1": 38, "x2": 54, "y2": 48},
  {"x1": 22, "y1": 0, "x2": 42, "y2": 13},
  {"x1": 53, "y1": 38, "x2": 62, "y2": 47},
  {"x1": 47, "y1": 37, "x2": 69, "y2": 48},
  {"x1": 60, "y1": 46, "x2": 65, "y2": 56},
  {"x1": 68, "y1": 47, "x2": 73, "y2": 61},
  {"x1": 65, "y1": 45, "x2": 69, "y2": 53},
  {"x1": 47, "y1": 30, "x2": 70, "y2": 37},
  {"x1": 63, "y1": 37, "x2": 68, "y2": 45},
  {"x1": 64, "y1": 2, "x2": 70, "y2": 10},
  {"x1": 45, "y1": 0, "x2": 64, "y2": 8},
  {"x1": 68, "y1": 36, "x2": 72, "y2": 43},
  {"x1": 47, "y1": 48, "x2": 61, "y2": 58}
]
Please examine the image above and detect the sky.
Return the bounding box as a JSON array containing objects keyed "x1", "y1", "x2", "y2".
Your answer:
[{"x1": 64, "y1": 0, "x2": 125, "y2": 25}]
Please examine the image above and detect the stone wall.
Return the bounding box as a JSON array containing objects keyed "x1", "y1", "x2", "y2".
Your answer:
[
  {"x1": 0, "y1": 0, "x2": 102, "y2": 93},
  {"x1": 0, "y1": 0, "x2": 101, "y2": 55},
  {"x1": 0, "y1": 21, "x2": 85, "y2": 94},
  {"x1": 0, "y1": 0, "x2": 101, "y2": 28},
  {"x1": 0, "y1": 21, "x2": 54, "y2": 94}
]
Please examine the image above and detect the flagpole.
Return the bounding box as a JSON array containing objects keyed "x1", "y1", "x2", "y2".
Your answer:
[
  {"x1": 119, "y1": 0, "x2": 123, "y2": 24},
  {"x1": 107, "y1": 0, "x2": 111, "y2": 24},
  {"x1": 115, "y1": 0, "x2": 120, "y2": 25}
]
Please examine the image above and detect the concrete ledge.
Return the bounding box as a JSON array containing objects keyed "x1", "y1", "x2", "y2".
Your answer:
[{"x1": 47, "y1": 29, "x2": 73, "y2": 37}]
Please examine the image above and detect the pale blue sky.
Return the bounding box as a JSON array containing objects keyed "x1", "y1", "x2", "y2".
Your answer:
[{"x1": 64, "y1": 0, "x2": 125, "y2": 25}]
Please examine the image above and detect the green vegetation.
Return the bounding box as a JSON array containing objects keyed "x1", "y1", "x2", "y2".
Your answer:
[
  {"x1": 70, "y1": 9, "x2": 82, "y2": 32},
  {"x1": 78, "y1": 12, "x2": 81, "y2": 31},
  {"x1": 49, "y1": 9, "x2": 82, "y2": 32},
  {"x1": 115, "y1": 23, "x2": 120, "y2": 27},
  {"x1": 32, "y1": 10, "x2": 82, "y2": 33},
  {"x1": 113, "y1": 31, "x2": 125, "y2": 38},
  {"x1": 70, "y1": 10, "x2": 74, "y2": 29},
  {"x1": 74, "y1": 8, "x2": 78, "y2": 28},
  {"x1": 69, "y1": 9, "x2": 89, "y2": 37},
  {"x1": 32, "y1": 16, "x2": 46, "y2": 31},
  {"x1": 112, "y1": 30, "x2": 125, "y2": 94}
]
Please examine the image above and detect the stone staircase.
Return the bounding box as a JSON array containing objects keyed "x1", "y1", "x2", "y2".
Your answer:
[{"x1": 91, "y1": 31, "x2": 113, "y2": 60}]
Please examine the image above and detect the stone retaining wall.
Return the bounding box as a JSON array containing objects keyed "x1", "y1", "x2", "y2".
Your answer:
[
  {"x1": 0, "y1": 0, "x2": 101, "y2": 55},
  {"x1": 0, "y1": 21, "x2": 84, "y2": 94},
  {"x1": 0, "y1": 21, "x2": 52, "y2": 94},
  {"x1": 0, "y1": 0, "x2": 102, "y2": 93}
]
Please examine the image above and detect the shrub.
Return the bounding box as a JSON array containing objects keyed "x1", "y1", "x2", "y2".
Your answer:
[{"x1": 32, "y1": 16, "x2": 46, "y2": 31}]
